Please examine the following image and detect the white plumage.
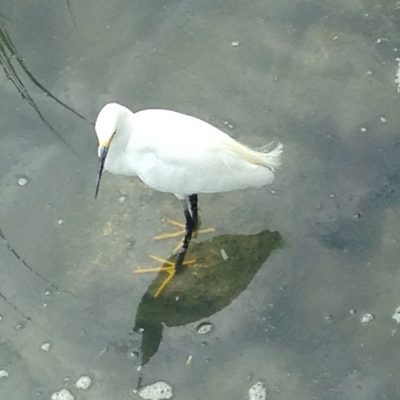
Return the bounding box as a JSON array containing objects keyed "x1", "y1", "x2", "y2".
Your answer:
[
  {"x1": 94, "y1": 102, "x2": 283, "y2": 287},
  {"x1": 95, "y1": 103, "x2": 283, "y2": 199}
]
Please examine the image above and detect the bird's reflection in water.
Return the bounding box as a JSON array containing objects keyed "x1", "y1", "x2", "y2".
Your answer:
[{"x1": 133, "y1": 228, "x2": 282, "y2": 365}]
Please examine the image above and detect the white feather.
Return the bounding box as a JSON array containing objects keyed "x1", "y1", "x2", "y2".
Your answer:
[{"x1": 96, "y1": 103, "x2": 283, "y2": 198}]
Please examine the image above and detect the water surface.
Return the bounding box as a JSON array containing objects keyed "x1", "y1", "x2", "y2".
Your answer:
[{"x1": 0, "y1": 1, "x2": 400, "y2": 399}]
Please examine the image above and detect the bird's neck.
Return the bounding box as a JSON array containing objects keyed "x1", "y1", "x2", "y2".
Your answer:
[{"x1": 104, "y1": 109, "x2": 137, "y2": 176}]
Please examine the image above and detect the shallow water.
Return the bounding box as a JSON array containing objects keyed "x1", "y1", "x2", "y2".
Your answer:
[{"x1": 0, "y1": 1, "x2": 400, "y2": 399}]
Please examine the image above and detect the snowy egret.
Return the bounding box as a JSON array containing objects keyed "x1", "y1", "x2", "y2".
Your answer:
[{"x1": 94, "y1": 103, "x2": 283, "y2": 287}]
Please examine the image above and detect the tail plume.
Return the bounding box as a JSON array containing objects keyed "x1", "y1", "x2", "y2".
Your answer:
[
  {"x1": 223, "y1": 138, "x2": 283, "y2": 171},
  {"x1": 259, "y1": 142, "x2": 283, "y2": 171}
]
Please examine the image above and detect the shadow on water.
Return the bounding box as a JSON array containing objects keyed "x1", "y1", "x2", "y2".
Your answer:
[
  {"x1": 0, "y1": 18, "x2": 90, "y2": 152},
  {"x1": 133, "y1": 228, "x2": 282, "y2": 365}
]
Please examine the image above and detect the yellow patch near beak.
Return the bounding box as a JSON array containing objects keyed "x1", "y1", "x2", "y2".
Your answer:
[{"x1": 98, "y1": 138, "x2": 110, "y2": 148}]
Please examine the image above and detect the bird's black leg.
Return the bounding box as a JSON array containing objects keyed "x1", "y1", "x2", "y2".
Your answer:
[
  {"x1": 188, "y1": 194, "x2": 199, "y2": 232},
  {"x1": 175, "y1": 196, "x2": 196, "y2": 273}
]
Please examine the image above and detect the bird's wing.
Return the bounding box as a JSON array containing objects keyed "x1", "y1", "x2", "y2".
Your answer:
[
  {"x1": 134, "y1": 109, "x2": 254, "y2": 164},
  {"x1": 129, "y1": 110, "x2": 279, "y2": 194},
  {"x1": 132, "y1": 108, "x2": 282, "y2": 173}
]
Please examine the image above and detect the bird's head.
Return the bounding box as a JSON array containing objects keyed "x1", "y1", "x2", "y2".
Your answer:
[{"x1": 94, "y1": 103, "x2": 122, "y2": 198}]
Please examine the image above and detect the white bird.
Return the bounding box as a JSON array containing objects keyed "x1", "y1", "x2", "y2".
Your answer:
[{"x1": 94, "y1": 103, "x2": 283, "y2": 278}]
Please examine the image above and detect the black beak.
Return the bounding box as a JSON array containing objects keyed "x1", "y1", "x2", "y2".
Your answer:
[{"x1": 95, "y1": 145, "x2": 108, "y2": 199}]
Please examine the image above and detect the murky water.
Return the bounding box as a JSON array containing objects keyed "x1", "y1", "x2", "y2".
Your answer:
[{"x1": 0, "y1": 1, "x2": 400, "y2": 399}]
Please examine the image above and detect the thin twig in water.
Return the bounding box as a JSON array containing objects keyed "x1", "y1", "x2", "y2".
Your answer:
[{"x1": 66, "y1": 0, "x2": 78, "y2": 28}]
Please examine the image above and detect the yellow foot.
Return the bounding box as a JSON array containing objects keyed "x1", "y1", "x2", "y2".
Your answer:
[
  {"x1": 153, "y1": 218, "x2": 215, "y2": 241},
  {"x1": 133, "y1": 255, "x2": 196, "y2": 298}
]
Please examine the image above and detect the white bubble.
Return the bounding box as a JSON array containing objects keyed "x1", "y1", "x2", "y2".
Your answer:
[
  {"x1": 249, "y1": 381, "x2": 267, "y2": 400},
  {"x1": 392, "y1": 306, "x2": 400, "y2": 323},
  {"x1": 17, "y1": 177, "x2": 28, "y2": 186},
  {"x1": 51, "y1": 388, "x2": 74, "y2": 400},
  {"x1": 0, "y1": 370, "x2": 9, "y2": 378},
  {"x1": 14, "y1": 322, "x2": 24, "y2": 331},
  {"x1": 396, "y1": 58, "x2": 400, "y2": 94},
  {"x1": 40, "y1": 342, "x2": 51, "y2": 352},
  {"x1": 360, "y1": 312, "x2": 374, "y2": 324},
  {"x1": 75, "y1": 375, "x2": 92, "y2": 390},
  {"x1": 220, "y1": 248, "x2": 229, "y2": 261},
  {"x1": 223, "y1": 121, "x2": 235, "y2": 130},
  {"x1": 196, "y1": 322, "x2": 213, "y2": 334},
  {"x1": 138, "y1": 381, "x2": 173, "y2": 399}
]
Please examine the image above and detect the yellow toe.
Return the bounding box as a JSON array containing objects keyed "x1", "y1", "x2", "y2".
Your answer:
[
  {"x1": 154, "y1": 218, "x2": 215, "y2": 241},
  {"x1": 133, "y1": 255, "x2": 196, "y2": 297}
]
